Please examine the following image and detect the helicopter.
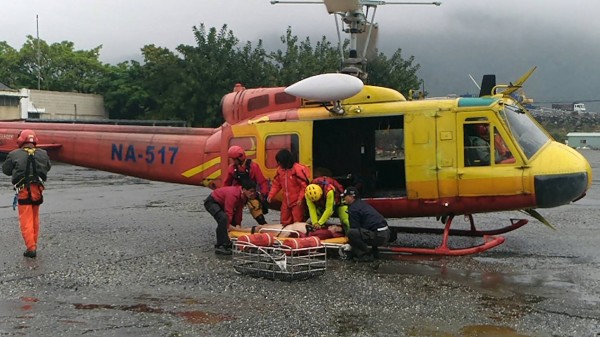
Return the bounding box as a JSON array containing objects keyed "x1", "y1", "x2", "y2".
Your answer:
[{"x1": 0, "y1": 0, "x2": 592, "y2": 256}]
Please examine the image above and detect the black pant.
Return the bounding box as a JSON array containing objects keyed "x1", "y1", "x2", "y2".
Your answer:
[
  {"x1": 204, "y1": 196, "x2": 230, "y2": 246},
  {"x1": 347, "y1": 227, "x2": 390, "y2": 258}
]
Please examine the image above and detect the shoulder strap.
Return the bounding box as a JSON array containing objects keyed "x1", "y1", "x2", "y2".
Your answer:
[{"x1": 296, "y1": 164, "x2": 310, "y2": 184}]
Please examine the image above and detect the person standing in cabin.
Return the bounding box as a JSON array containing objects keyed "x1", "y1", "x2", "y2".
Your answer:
[
  {"x1": 2, "y1": 130, "x2": 51, "y2": 258},
  {"x1": 267, "y1": 149, "x2": 310, "y2": 225}
]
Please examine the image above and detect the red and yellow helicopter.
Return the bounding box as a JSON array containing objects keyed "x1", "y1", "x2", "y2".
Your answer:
[{"x1": 0, "y1": 0, "x2": 592, "y2": 256}]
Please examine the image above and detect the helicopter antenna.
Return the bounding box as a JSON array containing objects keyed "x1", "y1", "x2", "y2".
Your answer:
[
  {"x1": 271, "y1": 0, "x2": 442, "y2": 81},
  {"x1": 468, "y1": 74, "x2": 481, "y2": 90}
]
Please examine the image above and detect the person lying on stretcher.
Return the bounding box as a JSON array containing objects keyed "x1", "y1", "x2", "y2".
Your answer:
[{"x1": 232, "y1": 222, "x2": 345, "y2": 240}]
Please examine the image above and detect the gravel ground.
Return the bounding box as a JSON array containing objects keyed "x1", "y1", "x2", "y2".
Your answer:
[{"x1": 0, "y1": 151, "x2": 599, "y2": 337}]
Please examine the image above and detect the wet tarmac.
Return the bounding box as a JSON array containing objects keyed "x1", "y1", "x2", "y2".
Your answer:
[{"x1": 0, "y1": 151, "x2": 599, "y2": 336}]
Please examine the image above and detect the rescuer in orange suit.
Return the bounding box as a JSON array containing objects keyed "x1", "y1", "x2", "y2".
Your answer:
[
  {"x1": 2, "y1": 130, "x2": 51, "y2": 258},
  {"x1": 223, "y1": 145, "x2": 270, "y2": 225},
  {"x1": 267, "y1": 149, "x2": 310, "y2": 225}
]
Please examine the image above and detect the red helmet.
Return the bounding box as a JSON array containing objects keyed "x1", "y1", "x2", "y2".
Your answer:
[
  {"x1": 227, "y1": 145, "x2": 246, "y2": 161},
  {"x1": 17, "y1": 130, "x2": 38, "y2": 147}
]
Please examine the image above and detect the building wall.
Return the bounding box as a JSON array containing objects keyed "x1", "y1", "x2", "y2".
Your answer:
[
  {"x1": 0, "y1": 90, "x2": 22, "y2": 120},
  {"x1": 29, "y1": 90, "x2": 107, "y2": 120},
  {"x1": 567, "y1": 133, "x2": 600, "y2": 149},
  {"x1": 0, "y1": 106, "x2": 20, "y2": 120}
]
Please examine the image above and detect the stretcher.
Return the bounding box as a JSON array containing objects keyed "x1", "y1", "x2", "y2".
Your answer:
[
  {"x1": 229, "y1": 229, "x2": 352, "y2": 261},
  {"x1": 230, "y1": 229, "x2": 335, "y2": 280}
]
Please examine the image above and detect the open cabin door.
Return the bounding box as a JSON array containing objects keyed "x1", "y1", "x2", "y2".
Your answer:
[{"x1": 312, "y1": 116, "x2": 406, "y2": 198}]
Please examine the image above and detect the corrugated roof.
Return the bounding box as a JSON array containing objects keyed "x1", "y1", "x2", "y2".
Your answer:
[
  {"x1": 566, "y1": 132, "x2": 600, "y2": 137},
  {"x1": 0, "y1": 82, "x2": 11, "y2": 90}
]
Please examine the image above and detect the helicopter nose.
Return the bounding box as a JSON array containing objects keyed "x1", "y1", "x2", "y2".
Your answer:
[
  {"x1": 534, "y1": 172, "x2": 589, "y2": 208},
  {"x1": 532, "y1": 142, "x2": 592, "y2": 208}
]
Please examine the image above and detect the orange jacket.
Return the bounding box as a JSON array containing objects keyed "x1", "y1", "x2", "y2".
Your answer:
[{"x1": 268, "y1": 163, "x2": 309, "y2": 207}]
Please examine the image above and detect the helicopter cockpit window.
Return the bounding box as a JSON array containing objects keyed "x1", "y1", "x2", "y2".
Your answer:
[
  {"x1": 502, "y1": 104, "x2": 549, "y2": 159},
  {"x1": 375, "y1": 129, "x2": 404, "y2": 161},
  {"x1": 265, "y1": 134, "x2": 300, "y2": 169}
]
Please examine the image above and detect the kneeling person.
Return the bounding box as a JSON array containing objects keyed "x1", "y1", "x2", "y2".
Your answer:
[
  {"x1": 342, "y1": 187, "x2": 390, "y2": 262},
  {"x1": 204, "y1": 178, "x2": 257, "y2": 255}
]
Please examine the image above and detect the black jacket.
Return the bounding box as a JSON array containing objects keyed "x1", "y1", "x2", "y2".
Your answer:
[
  {"x1": 347, "y1": 199, "x2": 387, "y2": 231},
  {"x1": 2, "y1": 146, "x2": 51, "y2": 185}
]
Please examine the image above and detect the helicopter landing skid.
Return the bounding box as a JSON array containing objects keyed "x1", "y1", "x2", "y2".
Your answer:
[{"x1": 383, "y1": 215, "x2": 528, "y2": 256}]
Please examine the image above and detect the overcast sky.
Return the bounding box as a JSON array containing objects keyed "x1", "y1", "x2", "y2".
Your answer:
[{"x1": 4, "y1": 0, "x2": 600, "y2": 111}]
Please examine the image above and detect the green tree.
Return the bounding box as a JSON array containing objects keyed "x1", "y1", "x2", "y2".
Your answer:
[
  {"x1": 236, "y1": 40, "x2": 278, "y2": 87},
  {"x1": 366, "y1": 48, "x2": 421, "y2": 97},
  {"x1": 99, "y1": 61, "x2": 151, "y2": 120},
  {"x1": 18, "y1": 35, "x2": 106, "y2": 93},
  {"x1": 0, "y1": 42, "x2": 21, "y2": 88},
  {"x1": 270, "y1": 28, "x2": 340, "y2": 85},
  {"x1": 138, "y1": 44, "x2": 185, "y2": 121}
]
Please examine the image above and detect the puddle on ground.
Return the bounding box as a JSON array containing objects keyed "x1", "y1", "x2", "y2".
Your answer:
[
  {"x1": 459, "y1": 324, "x2": 532, "y2": 337},
  {"x1": 73, "y1": 302, "x2": 232, "y2": 324},
  {"x1": 376, "y1": 257, "x2": 582, "y2": 297},
  {"x1": 407, "y1": 324, "x2": 532, "y2": 337}
]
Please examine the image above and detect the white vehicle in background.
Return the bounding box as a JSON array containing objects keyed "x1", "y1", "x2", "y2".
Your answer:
[{"x1": 552, "y1": 102, "x2": 587, "y2": 113}]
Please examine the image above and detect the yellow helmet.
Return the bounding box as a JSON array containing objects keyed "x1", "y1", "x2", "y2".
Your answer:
[{"x1": 305, "y1": 184, "x2": 323, "y2": 202}]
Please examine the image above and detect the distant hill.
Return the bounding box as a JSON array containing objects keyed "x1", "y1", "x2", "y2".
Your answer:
[{"x1": 531, "y1": 110, "x2": 600, "y2": 143}]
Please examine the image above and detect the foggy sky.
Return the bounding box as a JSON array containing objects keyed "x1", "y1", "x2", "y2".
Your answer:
[{"x1": 4, "y1": 0, "x2": 600, "y2": 111}]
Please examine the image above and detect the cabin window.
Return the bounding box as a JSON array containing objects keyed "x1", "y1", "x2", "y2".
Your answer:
[
  {"x1": 247, "y1": 95, "x2": 269, "y2": 112},
  {"x1": 464, "y1": 120, "x2": 491, "y2": 166},
  {"x1": 229, "y1": 137, "x2": 258, "y2": 160},
  {"x1": 265, "y1": 134, "x2": 299, "y2": 169},
  {"x1": 493, "y1": 127, "x2": 515, "y2": 164},
  {"x1": 274, "y1": 92, "x2": 297, "y2": 105},
  {"x1": 375, "y1": 129, "x2": 404, "y2": 161}
]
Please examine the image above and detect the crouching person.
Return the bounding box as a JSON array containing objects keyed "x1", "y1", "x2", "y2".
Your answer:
[
  {"x1": 305, "y1": 179, "x2": 349, "y2": 232},
  {"x1": 342, "y1": 187, "x2": 390, "y2": 262},
  {"x1": 204, "y1": 178, "x2": 256, "y2": 255}
]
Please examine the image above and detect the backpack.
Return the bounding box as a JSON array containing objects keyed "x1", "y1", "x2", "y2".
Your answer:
[
  {"x1": 18, "y1": 147, "x2": 45, "y2": 206},
  {"x1": 293, "y1": 163, "x2": 311, "y2": 184},
  {"x1": 311, "y1": 176, "x2": 344, "y2": 203}
]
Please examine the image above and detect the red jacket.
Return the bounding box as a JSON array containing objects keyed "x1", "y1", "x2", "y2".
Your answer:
[
  {"x1": 223, "y1": 160, "x2": 269, "y2": 195},
  {"x1": 268, "y1": 163, "x2": 310, "y2": 207},
  {"x1": 209, "y1": 186, "x2": 247, "y2": 226}
]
